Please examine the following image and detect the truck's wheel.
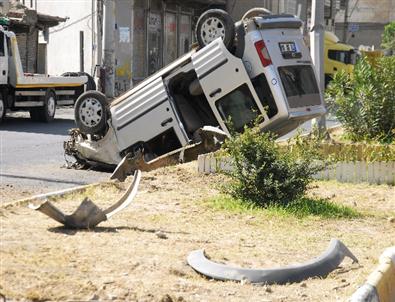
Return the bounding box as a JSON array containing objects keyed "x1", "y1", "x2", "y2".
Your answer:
[
  {"x1": 0, "y1": 98, "x2": 5, "y2": 123},
  {"x1": 196, "y1": 9, "x2": 235, "y2": 50},
  {"x1": 30, "y1": 90, "x2": 57, "y2": 122},
  {"x1": 75, "y1": 91, "x2": 108, "y2": 135}
]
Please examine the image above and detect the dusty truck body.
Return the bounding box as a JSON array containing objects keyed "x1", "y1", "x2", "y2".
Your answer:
[
  {"x1": 65, "y1": 9, "x2": 326, "y2": 169},
  {"x1": 0, "y1": 23, "x2": 88, "y2": 123}
]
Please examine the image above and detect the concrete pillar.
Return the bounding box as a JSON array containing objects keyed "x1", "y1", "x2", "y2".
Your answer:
[
  {"x1": 310, "y1": 0, "x2": 327, "y2": 133},
  {"x1": 103, "y1": 0, "x2": 116, "y2": 98}
]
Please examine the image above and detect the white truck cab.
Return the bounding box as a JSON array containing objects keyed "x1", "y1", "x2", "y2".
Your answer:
[
  {"x1": 66, "y1": 9, "x2": 326, "y2": 167},
  {"x1": 0, "y1": 21, "x2": 88, "y2": 123}
]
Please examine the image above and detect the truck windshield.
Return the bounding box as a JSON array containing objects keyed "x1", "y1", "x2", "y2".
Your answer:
[
  {"x1": 328, "y1": 49, "x2": 356, "y2": 65},
  {"x1": 215, "y1": 84, "x2": 259, "y2": 132},
  {"x1": 278, "y1": 65, "x2": 321, "y2": 108}
]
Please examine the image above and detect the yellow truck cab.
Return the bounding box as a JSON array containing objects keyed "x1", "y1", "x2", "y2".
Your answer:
[{"x1": 324, "y1": 31, "x2": 357, "y2": 86}]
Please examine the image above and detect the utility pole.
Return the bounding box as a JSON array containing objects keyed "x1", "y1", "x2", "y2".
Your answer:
[
  {"x1": 310, "y1": 0, "x2": 327, "y2": 135},
  {"x1": 96, "y1": 0, "x2": 103, "y2": 90},
  {"x1": 342, "y1": 0, "x2": 349, "y2": 42},
  {"x1": 103, "y1": 0, "x2": 115, "y2": 98}
]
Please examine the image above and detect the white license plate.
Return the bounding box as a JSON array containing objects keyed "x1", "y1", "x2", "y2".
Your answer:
[{"x1": 279, "y1": 42, "x2": 297, "y2": 53}]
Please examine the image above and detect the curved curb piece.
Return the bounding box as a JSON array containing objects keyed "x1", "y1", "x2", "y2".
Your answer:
[
  {"x1": 350, "y1": 246, "x2": 395, "y2": 302},
  {"x1": 29, "y1": 170, "x2": 141, "y2": 229},
  {"x1": 187, "y1": 239, "x2": 358, "y2": 284}
]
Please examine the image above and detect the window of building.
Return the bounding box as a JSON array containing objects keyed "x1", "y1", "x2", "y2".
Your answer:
[
  {"x1": 133, "y1": 7, "x2": 146, "y2": 81},
  {"x1": 178, "y1": 14, "x2": 191, "y2": 56},
  {"x1": 164, "y1": 12, "x2": 177, "y2": 65},
  {"x1": 147, "y1": 11, "x2": 162, "y2": 75}
]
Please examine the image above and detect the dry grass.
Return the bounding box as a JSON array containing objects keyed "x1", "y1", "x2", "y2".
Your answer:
[{"x1": 1, "y1": 162, "x2": 394, "y2": 301}]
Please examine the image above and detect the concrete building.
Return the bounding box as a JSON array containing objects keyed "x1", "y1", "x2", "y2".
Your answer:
[
  {"x1": 4, "y1": 1, "x2": 66, "y2": 74},
  {"x1": 29, "y1": 0, "x2": 227, "y2": 97},
  {"x1": 32, "y1": 0, "x2": 96, "y2": 76},
  {"x1": 335, "y1": 0, "x2": 395, "y2": 48},
  {"x1": 15, "y1": 0, "x2": 340, "y2": 96}
]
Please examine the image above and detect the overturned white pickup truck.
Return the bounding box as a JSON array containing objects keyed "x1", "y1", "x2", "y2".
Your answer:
[{"x1": 64, "y1": 8, "x2": 326, "y2": 172}]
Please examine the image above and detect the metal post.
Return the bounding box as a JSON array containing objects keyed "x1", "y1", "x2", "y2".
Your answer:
[
  {"x1": 310, "y1": 0, "x2": 327, "y2": 134},
  {"x1": 79, "y1": 31, "x2": 84, "y2": 72},
  {"x1": 95, "y1": 0, "x2": 103, "y2": 90},
  {"x1": 103, "y1": 0, "x2": 116, "y2": 98},
  {"x1": 342, "y1": 0, "x2": 349, "y2": 42}
]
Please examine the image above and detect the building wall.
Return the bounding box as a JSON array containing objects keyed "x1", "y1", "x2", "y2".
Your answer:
[
  {"x1": 15, "y1": 29, "x2": 38, "y2": 73},
  {"x1": 35, "y1": 0, "x2": 95, "y2": 76},
  {"x1": 113, "y1": 0, "x2": 133, "y2": 96},
  {"x1": 131, "y1": 0, "x2": 207, "y2": 87},
  {"x1": 335, "y1": 0, "x2": 395, "y2": 48}
]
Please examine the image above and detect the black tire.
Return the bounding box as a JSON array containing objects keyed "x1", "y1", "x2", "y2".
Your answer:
[
  {"x1": 0, "y1": 98, "x2": 5, "y2": 123},
  {"x1": 62, "y1": 71, "x2": 96, "y2": 91},
  {"x1": 74, "y1": 90, "x2": 108, "y2": 135},
  {"x1": 30, "y1": 90, "x2": 57, "y2": 123},
  {"x1": 195, "y1": 9, "x2": 235, "y2": 50}
]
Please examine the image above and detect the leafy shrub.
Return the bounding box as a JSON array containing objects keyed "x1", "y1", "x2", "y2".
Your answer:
[
  {"x1": 221, "y1": 126, "x2": 323, "y2": 207},
  {"x1": 381, "y1": 21, "x2": 395, "y2": 52},
  {"x1": 326, "y1": 56, "x2": 395, "y2": 142}
]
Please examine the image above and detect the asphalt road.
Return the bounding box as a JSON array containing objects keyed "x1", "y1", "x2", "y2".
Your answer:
[
  {"x1": 0, "y1": 107, "x2": 339, "y2": 202},
  {"x1": 0, "y1": 108, "x2": 110, "y2": 201}
]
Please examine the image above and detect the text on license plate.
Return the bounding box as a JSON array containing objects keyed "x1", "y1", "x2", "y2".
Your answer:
[{"x1": 279, "y1": 42, "x2": 297, "y2": 53}]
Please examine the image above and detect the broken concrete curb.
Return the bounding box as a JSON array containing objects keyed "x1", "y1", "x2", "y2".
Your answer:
[
  {"x1": 1, "y1": 181, "x2": 114, "y2": 209},
  {"x1": 350, "y1": 246, "x2": 395, "y2": 302}
]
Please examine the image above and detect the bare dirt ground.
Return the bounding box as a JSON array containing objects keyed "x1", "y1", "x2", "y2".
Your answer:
[{"x1": 1, "y1": 162, "x2": 394, "y2": 302}]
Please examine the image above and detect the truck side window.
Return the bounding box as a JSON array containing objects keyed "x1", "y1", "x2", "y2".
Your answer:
[
  {"x1": 328, "y1": 50, "x2": 351, "y2": 64},
  {"x1": 6, "y1": 36, "x2": 12, "y2": 56},
  {"x1": 215, "y1": 84, "x2": 259, "y2": 132},
  {"x1": 251, "y1": 74, "x2": 278, "y2": 118},
  {"x1": 0, "y1": 32, "x2": 4, "y2": 56}
]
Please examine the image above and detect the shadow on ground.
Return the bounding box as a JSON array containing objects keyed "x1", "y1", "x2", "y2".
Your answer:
[{"x1": 0, "y1": 116, "x2": 74, "y2": 136}]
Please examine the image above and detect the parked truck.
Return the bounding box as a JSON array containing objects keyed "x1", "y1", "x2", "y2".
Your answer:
[
  {"x1": 324, "y1": 31, "x2": 357, "y2": 86},
  {"x1": 65, "y1": 8, "x2": 326, "y2": 172},
  {"x1": 0, "y1": 20, "x2": 88, "y2": 123}
]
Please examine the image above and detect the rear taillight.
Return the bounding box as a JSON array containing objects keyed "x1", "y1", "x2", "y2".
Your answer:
[{"x1": 255, "y1": 40, "x2": 272, "y2": 67}]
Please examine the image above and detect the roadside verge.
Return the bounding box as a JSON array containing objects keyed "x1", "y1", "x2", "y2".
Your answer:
[{"x1": 1, "y1": 181, "x2": 114, "y2": 209}]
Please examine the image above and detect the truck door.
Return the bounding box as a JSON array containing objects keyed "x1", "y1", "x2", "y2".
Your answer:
[
  {"x1": 191, "y1": 38, "x2": 268, "y2": 133},
  {"x1": 0, "y1": 31, "x2": 8, "y2": 85}
]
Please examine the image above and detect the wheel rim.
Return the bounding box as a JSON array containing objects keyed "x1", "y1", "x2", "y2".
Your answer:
[
  {"x1": 0, "y1": 99, "x2": 4, "y2": 118},
  {"x1": 47, "y1": 96, "x2": 56, "y2": 117},
  {"x1": 79, "y1": 98, "x2": 103, "y2": 128},
  {"x1": 200, "y1": 17, "x2": 226, "y2": 45}
]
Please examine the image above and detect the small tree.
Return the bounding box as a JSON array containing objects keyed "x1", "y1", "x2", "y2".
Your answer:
[
  {"x1": 221, "y1": 126, "x2": 323, "y2": 207},
  {"x1": 326, "y1": 56, "x2": 395, "y2": 142},
  {"x1": 381, "y1": 21, "x2": 395, "y2": 53}
]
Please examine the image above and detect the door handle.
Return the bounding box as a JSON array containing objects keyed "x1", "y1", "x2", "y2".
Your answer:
[
  {"x1": 209, "y1": 88, "x2": 222, "y2": 98},
  {"x1": 161, "y1": 117, "x2": 173, "y2": 127},
  {"x1": 2, "y1": 70, "x2": 5, "y2": 75}
]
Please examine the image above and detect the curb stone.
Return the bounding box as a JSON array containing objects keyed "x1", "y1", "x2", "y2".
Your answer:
[
  {"x1": 1, "y1": 181, "x2": 114, "y2": 209},
  {"x1": 350, "y1": 247, "x2": 395, "y2": 302}
]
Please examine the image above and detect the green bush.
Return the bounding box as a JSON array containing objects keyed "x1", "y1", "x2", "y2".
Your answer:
[
  {"x1": 221, "y1": 126, "x2": 323, "y2": 207},
  {"x1": 381, "y1": 21, "x2": 395, "y2": 52},
  {"x1": 326, "y1": 56, "x2": 395, "y2": 142}
]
